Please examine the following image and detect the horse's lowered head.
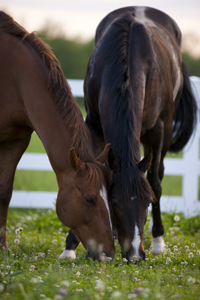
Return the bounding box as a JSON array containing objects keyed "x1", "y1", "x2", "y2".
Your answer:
[
  {"x1": 108, "y1": 148, "x2": 154, "y2": 261},
  {"x1": 56, "y1": 145, "x2": 115, "y2": 261}
]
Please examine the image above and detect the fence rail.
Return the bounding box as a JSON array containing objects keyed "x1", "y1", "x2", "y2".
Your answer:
[{"x1": 10, "y1": 77, "x2": 200, "y2": 216}]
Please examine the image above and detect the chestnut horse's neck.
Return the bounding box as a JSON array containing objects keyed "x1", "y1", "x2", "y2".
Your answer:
[{"x1": 0, "y1": 11, "x2": 95, "y2": 179}]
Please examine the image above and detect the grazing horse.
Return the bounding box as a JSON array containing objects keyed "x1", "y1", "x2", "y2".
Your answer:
[
  {"x1": 0, "y1": 11, "x2": 115, "y2": 261},
  {"x1": 64, "y1": 6, "x2": 197, "y2": 261}
]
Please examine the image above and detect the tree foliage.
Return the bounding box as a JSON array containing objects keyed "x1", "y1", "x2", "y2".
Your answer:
[{"x1": 38, "y1": 32, "x2": 200, "y2": 80}]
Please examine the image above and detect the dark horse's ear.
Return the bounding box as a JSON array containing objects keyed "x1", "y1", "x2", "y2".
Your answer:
[
  {"x1": 138, "y1": 149, "x2": 153, "y2": 173},
  {"x1": 96, "y1": 144, "x2": 111, "y2": 164},
  {"x1": 69, "y1": 147, "x2": 85, "y2": 172},
  {"x1": 107, "y1": 147, "x2": 120, "y2": 171}
]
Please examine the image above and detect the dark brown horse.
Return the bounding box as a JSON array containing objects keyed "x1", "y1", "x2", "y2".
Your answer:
[
  {"x1": 0, "y1": 11, "x2": 115, "y2": 261},
  {"x1": 64, "y1": 7, "x2": 197, "y2": 261}
]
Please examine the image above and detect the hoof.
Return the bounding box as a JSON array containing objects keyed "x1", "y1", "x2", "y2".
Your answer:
[
  {"x1": 150, "y1": 236, "x2": 165, "y2": 256},
  {"x1": 58, "y1": 250, "x2": 76, "y2": 260}
]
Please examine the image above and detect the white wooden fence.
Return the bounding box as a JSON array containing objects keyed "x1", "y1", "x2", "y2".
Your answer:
[{"x1": 10, "y1": 77, "x2": 200, "y2": 216}]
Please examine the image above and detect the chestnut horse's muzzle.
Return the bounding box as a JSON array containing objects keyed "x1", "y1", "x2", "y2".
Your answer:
[{"x1": 86, "y1": 243, "x2": 115, "y2": 261}]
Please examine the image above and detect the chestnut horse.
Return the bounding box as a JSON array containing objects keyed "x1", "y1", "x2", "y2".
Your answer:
[
  {"x1": 0, "y1": 11, "x2": 115, "y2": 261},
  {"x1": 64, "y1": 7, "x2": 197, "y2": 261}
]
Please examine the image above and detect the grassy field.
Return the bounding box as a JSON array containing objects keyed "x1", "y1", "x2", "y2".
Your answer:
[
  {"x1": 1, "y1": 100, "x2": 200, "y2": 299},
  {"x1": 0, "y1": 209, "x2": 200, "y2": 300}
]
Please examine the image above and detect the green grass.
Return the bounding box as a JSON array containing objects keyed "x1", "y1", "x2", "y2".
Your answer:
[{"x1": 0, "y1": 209, "x2": 200, "y2": 300}]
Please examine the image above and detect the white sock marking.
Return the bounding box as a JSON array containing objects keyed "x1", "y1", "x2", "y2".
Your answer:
[
  {"x1": 58, "y1": 250, "x2": 76, "y2": 260},
  {"x1": 148, "y1": 218, "x2": 165, "y2": 256},
  {"x1": 150, "y1": 236, "x2": 165, "y2": 256},
  {"x1": 131, "y1": 224, "x2": 141, "y2": 259},
  {"x1": 100, "y1": 185, "x2": 112, "y2": 233}
]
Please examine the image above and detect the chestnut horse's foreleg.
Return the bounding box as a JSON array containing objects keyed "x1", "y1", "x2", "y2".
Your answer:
[
  {"x1": 0, "y1": 135, "x2": 31, "y2": 249},
  {"x1": 59, "y1": 229, "x2": 80, "y2": 260}
]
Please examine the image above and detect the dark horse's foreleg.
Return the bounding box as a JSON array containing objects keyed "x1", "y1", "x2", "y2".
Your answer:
[
  {"x1": 58, "y1": 230, "x2": 80, "y2": 260},
  {"x1": 0, "y1": 134, "x2": 31, "y2": 249},
  {"x1": 142, "y1": 118, "x2": 172, "y2": 255}
]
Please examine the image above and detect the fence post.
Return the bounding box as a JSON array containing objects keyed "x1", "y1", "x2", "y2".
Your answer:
[{"x1": 182, "y1": 77, "x2": 200, "y2": 216}]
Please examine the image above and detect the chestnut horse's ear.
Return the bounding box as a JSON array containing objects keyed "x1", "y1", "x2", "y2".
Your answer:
[
  {"x1": 96, "y1": 144, "x2": 111, "y2": 164},
  {"x1": 69, "y1": 147, "x2": 85, "y2": 172},
  {"x1": 138, "y1": 149, "x2": 153, "y2": 173}
]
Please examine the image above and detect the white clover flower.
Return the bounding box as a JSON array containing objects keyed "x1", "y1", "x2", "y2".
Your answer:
[
  {"x1": 174, "y1": 215, "x2": 180, "y2": 222},
  {"x1": 123, "y1": 258, "x2": 128, "y2": 263},
  {"x1": 127, "y1": 294, "x2": 136, "y2": 299},
  {"x1": 54, "y1": 295, "x2": 63, "y2": 300},
  {"x1": 15, "y1": 227, "x2": 23, "y2": 235},
  {"x1": 135, "y1": 271, "x2": 139, "y2": 275},
  {"x1": 166, "y1": 257, "x2": 171, "y2": 263},
  {"x1": 188, "y1": 277, "x2": 196, "y2": 284},
  {"x1": 76, "y1": 289, "x2": 83, "y2": 292},
  {"x1": 188, "y1": 252, "x2": 193, "y2": 258},
  {"x1": 14, "y1": 239, "x2": 20, "y2": 244},
  {"x1": 0, "y1": 283, "x2": 4, "y2": 292},
  {"x1": 26, "y1": 216, "x2": 33, "y2": 221},
  {"x1": 191, "y1": 243, "x2": 196, "y2": 248},
  {"x1": 172, "y1": 268, "x2": 176, "y2": 272},
  {"x1": 29, "y1": 265, "x2": 35, "y2": 271},
  {"x1": 30, "y1": 278, "x2": 40, "y2": 284},
  {"x1": 76, "y1": 271, "x2": 81, "y2": 277},
  {"x1": 95, "y1": 279, "x2": 105, "y2": 292},
  {"x1": 185, "y1": 245, "x2": 189, "y2": 250},
  {"x1": 61, "y1": 280, "x2": 70, "y2": 287},
  {"x1": 149, "y1": 266, "x2": 152, "y2": 269},
  {"x1": 40, "y1": 294, "x2": 46, "y2": 298},
  {"x1": 38, "y1": 252, "x2": 45, "y2": 258},
  {"x1": 112, "y1": 291, "x2": 123, "y2": 298},
  {"x1": 52, "y1": 239, "x2": 57, "y2": 245},
  {"x1": 197, "y1": 250, "x2": 200, "y2": 255}
]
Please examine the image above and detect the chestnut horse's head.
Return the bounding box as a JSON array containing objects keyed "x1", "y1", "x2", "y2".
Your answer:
[
  {"x1": 56, "y1": 145, "x2": 115, "y2": 261},
  {"x1": 108, "y1": 149, "x2": 154, "y2": 261}
]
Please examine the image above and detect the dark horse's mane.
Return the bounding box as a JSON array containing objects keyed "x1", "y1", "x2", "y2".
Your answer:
[
  {"x1": 0, "y1": 11, "x2": 108, "y2": 190},
  {"x1": 93, "y1": 13, "x2": 141, "y2": 168},
  {"x1": 0, "y1": 11, "x2": 94, "y2": 160},
  {"x1": 92, "y1": 13, "x2": 155, "y2": 205}
]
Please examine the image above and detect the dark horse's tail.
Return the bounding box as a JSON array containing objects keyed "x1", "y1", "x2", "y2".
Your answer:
[{"x1": 169, "y1": 62, "x2": 197, "y2": 152}]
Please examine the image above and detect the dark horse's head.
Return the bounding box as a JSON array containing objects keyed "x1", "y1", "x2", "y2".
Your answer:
[{"x1": 108, "y1": 149, "x2": 154, "y2": 261}]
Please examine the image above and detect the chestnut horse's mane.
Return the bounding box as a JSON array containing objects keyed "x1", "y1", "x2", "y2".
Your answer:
[{"x1": 0, "y1": 11, "x2": 95, "y2": 162}]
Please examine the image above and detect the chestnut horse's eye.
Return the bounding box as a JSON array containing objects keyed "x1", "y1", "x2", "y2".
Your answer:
[{"x1": 84, "y1": 197, "x2": 96, "y2": 206}]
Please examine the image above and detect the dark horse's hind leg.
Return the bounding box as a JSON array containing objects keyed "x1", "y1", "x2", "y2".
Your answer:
[
  {"x1": 142, "y1": 118, "x2": 172, "y2": 255},
  {"x1": 58, "y1": 230, "x2": 80, "y2": 260},
  {"x1": 0, "y1": 134, "x2": 31, "y2": 249}
]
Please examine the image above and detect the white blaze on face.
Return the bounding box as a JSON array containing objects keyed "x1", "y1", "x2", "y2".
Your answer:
[
  {"x1": 131, "y1": 223, "x2": 141, "y2": 259},
  {"x1": 100, "y1": 185, "x2": 112, "y2": 233}
]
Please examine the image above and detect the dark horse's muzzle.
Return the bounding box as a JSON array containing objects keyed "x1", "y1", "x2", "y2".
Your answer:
[{"x1": 122, "y1": 248, "x2": 146, "y2": 263}]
